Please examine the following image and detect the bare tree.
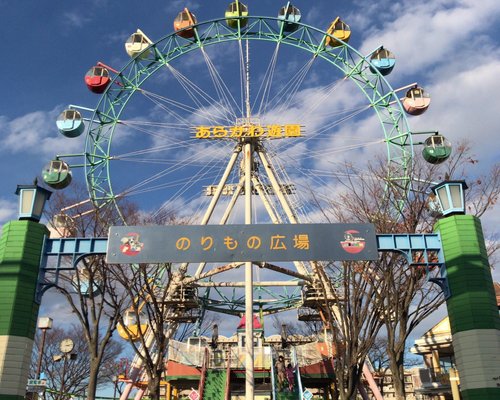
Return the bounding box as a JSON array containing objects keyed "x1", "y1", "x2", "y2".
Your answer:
[
  {"x1": 270, "y1": 314, "x2": 324, "y2": 338},
  {"x1": 320, "y1": 260, "x2": 386, "y2": 400},
  {"x1": 321, "y1": 141, "x2": 499, "y2": 399},
  {"x1": 42, "y1": 186, "x2": 137, "y2": 400},
  {"x1": 30, "y1": 326, "x2": 122, "y2": 399},
  {"x1": 108, "y1": 262, "x2": 174, "y2": 400},
  {"x1": 106, "y1": 211, "x2": 195, "y2": 400},
  {"x1": 174, "y1": 310, "x2": 222, "y2": 342}
]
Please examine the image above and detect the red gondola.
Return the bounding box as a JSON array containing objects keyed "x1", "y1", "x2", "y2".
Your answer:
[{"x1": 84, "y1": 65, "x2": 111, "y2": 94}]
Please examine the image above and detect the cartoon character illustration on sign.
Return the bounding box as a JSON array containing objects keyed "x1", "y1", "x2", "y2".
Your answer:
[
  {"x1": 340, "y1": 230, "x2": 366, "y2": 254},
  {"x1": 120, "y1": 232, "x2": 144, "y2": 256}
]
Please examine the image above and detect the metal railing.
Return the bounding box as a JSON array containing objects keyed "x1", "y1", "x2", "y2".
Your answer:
[
  {"x1": 412, "y1": 367, "x2": 452, "y2": 390},
  {"x1": 168, "y1": 340, "x2": 274, "y2": 369}
]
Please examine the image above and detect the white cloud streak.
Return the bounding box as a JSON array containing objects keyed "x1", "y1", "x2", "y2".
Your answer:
[{"x1": 0, "y1": 108, "x2": 85, "y2": 157}]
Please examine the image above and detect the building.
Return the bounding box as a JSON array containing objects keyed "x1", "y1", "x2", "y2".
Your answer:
[{"x1": 410, "y1": 282, "x2": 500, "y2": 400}]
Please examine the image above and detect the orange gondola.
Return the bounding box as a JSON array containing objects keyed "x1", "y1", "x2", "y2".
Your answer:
[{"x1": 174, "y1": 8, "x2": 197, "y2": 38}]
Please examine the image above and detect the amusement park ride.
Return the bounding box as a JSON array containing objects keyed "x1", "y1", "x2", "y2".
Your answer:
[{"x1": 37, "y1": 1, "x2": 457, "y2": 399}]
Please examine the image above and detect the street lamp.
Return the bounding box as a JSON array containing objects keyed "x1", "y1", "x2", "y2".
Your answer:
[
  {"x1": 15, "y1": 182, "x2": 52, "y2": 222},
  {"x1": 430, "y1": 180, "x2": 468, "y2": 216},
  {"x1": 54, "y1": 339, "x2": 76, "y2": 399},
  {"x1": 36, "y1": 317, "x2": 53, "y2": 379},
  {"x1": 112, "y1": 376, "x2": 118, "y2": 400}
]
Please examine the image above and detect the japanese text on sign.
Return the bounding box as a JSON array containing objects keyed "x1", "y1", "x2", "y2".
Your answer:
[
  {"x1": 194, "y1": 124, "x2": 302, "y2": 139},
  {"x1": 107, "y1": 224, "x2": 378, "y2": 264},
  {"x1": 174, "y1": 233, "x2": 310, "y2": 252}
]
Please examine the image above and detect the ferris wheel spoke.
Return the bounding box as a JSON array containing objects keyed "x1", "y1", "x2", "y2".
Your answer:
[
  {"x1": 165, "y1": 63, "x2": 237, "y2": 125},
  {"x1": 138, "y1": 88, "x2": 225, "y2": 127},
  {"x1": 114, "y1": 140, "x2": 232, "y2": 199},
  {"x1": 253, "y1": 42, "x2": 281, "y2": 117},
  {"x1": 140, "y1": 87, "x2": 225, "y2": 128},
  {"x1": 293, "y1": 77, "x2": 348, "y2": 122},
  {"x1": 200, "y1": 47, "x2": 243, "y2": 122}
]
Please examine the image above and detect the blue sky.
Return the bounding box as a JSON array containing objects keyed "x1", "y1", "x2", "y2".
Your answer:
[
  {"x1": 1, "y1": 0, "x2": 499, "y2": 223},
  {"x1": 1, "y1": 0, "x2": 499, "y2": 218},
  {"x1": 1, "y1": 0, "x2": 500, "y2": 371}
]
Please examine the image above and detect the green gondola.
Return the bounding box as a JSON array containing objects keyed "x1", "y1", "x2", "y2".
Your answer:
[
  {"x1": 422, "y1": 134, "x2": 452, "y2": 164},
  {"x1": 42, "y1": 160, "x2": 72, "y2": 189}
]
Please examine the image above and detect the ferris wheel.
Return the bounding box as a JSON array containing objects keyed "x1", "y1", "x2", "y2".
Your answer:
[{"x1": 43, "y1": 2, "x2": 451, "y2": 318}]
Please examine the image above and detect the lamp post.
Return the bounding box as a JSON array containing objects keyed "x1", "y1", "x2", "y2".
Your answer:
[
  {"x1": 112, "y1": 376, "x2": 118, "y2": 400},
  {"x1": 430, "y1": 180, "x2": 468, "y2": 217},
  {"x1": 54, "y1": 339, "x2": 76, "y2": 400},
  {"x1": 36, "y1": 317, "x2": 53, "y2": 379},
  {"x1": 0, "y1": 183, "x2": 51, "y2": 400},
  {"x1": 15, "y1": 182, "x2": 52, "y2": 222},
  {"x1": 433, "y1": 180, "x2": 500, "y2": 400}
]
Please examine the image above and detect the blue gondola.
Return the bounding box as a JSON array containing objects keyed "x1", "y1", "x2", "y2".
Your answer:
[
  {"x1": 278, "y1": 2, "x2": 301, "y2": 32},
  {"x1": 370, "y1": 47, "x2": 396, "y2": 76},
  {"x1": 56, "y1": 109, "x2": 85, "y2": 138},
  {"x1": 72, "y1": 268, "x2": 102, "y2": 297}
]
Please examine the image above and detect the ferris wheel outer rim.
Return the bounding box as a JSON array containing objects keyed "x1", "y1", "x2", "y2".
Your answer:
[{"x1": 83, "y1": 15, "x2": 414, "y2": 222}]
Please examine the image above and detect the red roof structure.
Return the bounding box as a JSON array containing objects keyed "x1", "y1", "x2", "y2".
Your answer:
[{"x1": 237, "y1": 314, "x2": 262, "y2": 330}]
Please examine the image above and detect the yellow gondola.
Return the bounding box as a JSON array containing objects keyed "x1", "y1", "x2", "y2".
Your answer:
[
  {"x1": 225, "y1": 1, "x2": 248, "y2": 29},
  {"x1": 325, "y1": 17, "x2": 351, "y2": 47},
  {"x1": 117, "y1": 309, "x2": 148, "y2": 341}
]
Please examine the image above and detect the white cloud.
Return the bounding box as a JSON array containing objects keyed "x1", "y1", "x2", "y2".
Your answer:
[
  {"x1": 0, "y1": 108, "x2": 85, "y2": 157},
  {"x1": 411, "y1": 59, "x2": 500, "y2": 169},
  {"x1": 359, "y1": 0, "x2": 500, "y2": 79},
  {"x1": 0, "y1": 198, "x2": 17, "y2": 226},
  {"x1": 62, "y1": 11, "x2": 92, "y2": 29}
]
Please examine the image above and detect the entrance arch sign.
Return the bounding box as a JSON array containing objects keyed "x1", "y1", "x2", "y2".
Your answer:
[{"x1": 106, "y1": 223, "x2": 378, "y2": 264}]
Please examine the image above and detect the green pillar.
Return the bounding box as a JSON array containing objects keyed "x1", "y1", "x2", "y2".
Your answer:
[
  {"x1": 0, "y1": 220, "x2": 48, "y2": 400},
  {"x1": 435, "y1": 215, "x2": 500, "y2": 400}
]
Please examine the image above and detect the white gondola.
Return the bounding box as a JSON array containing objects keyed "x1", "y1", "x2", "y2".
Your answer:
[{"x1": 125, "y1": 29, "x2": 153, "y2": 59}]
